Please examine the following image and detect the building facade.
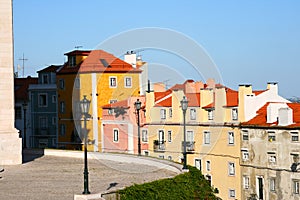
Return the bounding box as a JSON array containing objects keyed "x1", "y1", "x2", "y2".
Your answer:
[
  {"x1": 57, "y1": 49, "x2": 144, "y2": 151},
  {"x1": 28, "y1": 65, "x2": 61, "y2": 148}
]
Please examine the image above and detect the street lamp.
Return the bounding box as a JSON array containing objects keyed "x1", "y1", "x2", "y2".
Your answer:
[
  {"x1": 181, "y1": 96, "x2": 188, "y2": 170},
  {"x1": 22, "y1": 102, "x2": 28, "y2": 149},
  {"x1": 134, "y1": 99, "x2": 142, "y2": 156},
  {"x1": 80, "y1": 95, "x2": 91, "y2": 194}
]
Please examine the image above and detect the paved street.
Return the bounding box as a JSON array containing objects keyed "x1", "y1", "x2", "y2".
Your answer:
[{"x1": 0, "y1": 151, "x2": 179, "y2": 200}]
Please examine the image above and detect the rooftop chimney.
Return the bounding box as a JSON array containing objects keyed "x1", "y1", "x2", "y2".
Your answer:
[{"x1": 124, "y1": 51, "x2": 137, "y2": 68}]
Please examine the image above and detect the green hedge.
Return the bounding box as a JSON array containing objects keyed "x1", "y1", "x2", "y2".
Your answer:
[{"x1": 117, "y1": 166, "x2": 218, "y2": 200}]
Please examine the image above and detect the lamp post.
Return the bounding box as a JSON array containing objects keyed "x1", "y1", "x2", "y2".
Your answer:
[
  {"x1": 134, "y1": 99, "x2": 142, "y2": 156},
  {"x1": 80, "y1": 95, "x2": 91, "y2": 194},
  {"x1": 22, "y1": 102, "x2": 28, "y2": 149},
  {"x1": 181, "y1": 96, "x2": 188, "y2": 170}
]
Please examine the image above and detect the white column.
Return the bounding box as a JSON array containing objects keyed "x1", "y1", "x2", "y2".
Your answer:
[
  {"x1": 0, "y1": 0, "x2": 22, "y2": 165},
  {"x1": 92, "y1": 73, "x2": 98, "y2": 151}
]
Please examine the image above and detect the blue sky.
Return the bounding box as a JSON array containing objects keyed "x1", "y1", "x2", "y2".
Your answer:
[{"x1": 13, "y1": 0, "x2": 300, "y2": 98}]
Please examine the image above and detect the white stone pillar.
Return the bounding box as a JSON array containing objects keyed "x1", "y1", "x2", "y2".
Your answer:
[{"x1": 0, "y1": 0, "x2": 22, "y2": 165}]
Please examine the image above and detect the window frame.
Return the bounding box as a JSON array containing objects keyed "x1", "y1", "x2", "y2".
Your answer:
[
  {"x1": 190, "y1": 108, "x2": 196, "y2": 120},
  {"x1": 206, "y1": 160, "x2": 211, "y2": 171},
  {"x1": 60, "y1": 124, "x2": 66, "y2": 136},
  {"x1": 268, "y1": 131, "x2": 276, "y2": 142},
  {"x1": 124, "y1": 76, "x2": 132, "y2": 88},
  {"x1": 232, "y1": 108, "x2": 238, "y2": 121},
  {"x1": 294, "y1": 180, "x2": 300, "y2": 194},
  {"x1": 75, "y1": 77, "x2": 80, "y2": 89},
  {"x1": 160, "y1": 109, "x2": 166, "y2": 120},
  {"x1": 229, "y1": 189, "x2": 236, "y2": 198},
  {"x1": 42, "y1": 74, "x2": 49, "y2": 84},
  {"x1": 228, "y1": 131, "x2": 234, "y2": 145},
  {"x1": 241, "y1": 149, "x2": 249, "y2": 161},
  {"x1": 208, "y1": 109, "x2": 214, "y2": 120},
  {"x1": 291, "y1": 131, "x2": 299, "y2": 142},
  {"x1": 242, "y1": 130, "x2": 249, "y2": 141},
  {"x1": 204, "y1": 131, "x2": 210, "y2": 145},
  {"x1": 270, "y1": 178, "x2": 276, "y2": 192},
  {"x1": 60, "y1": 101, "x2": 65, "y2": 113},
  {"x1": 113, "y1": 128, "x2": 119, "y2": 142},
  {"x1": 168, "y1": 130, "x2": 172, "y2": 143},
  {"x1": 38, "y1": 93, "x2": 48, "y2": 107},
  {"x1": 109, "y1": 76, "x2": 117, "y2": 88},
  {"x1": 59, "y1": 79, "x2": 65, "y2": 90},
  {"x1": 142, "y1": 129, "x2": 148, "y2": 143},
  {"x1": 228, "y1": 162, "x2": 235, "y2": 176},
  {"x1": 243, "y1": 176, "x2": 250, "y2": 189}
]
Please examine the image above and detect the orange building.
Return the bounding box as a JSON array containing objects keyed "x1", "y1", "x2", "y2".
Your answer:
[{"x1": 57, "y1": 50, "x2": 143, "y2": 151}]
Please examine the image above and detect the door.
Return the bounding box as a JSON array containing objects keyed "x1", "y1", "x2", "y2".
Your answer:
[
  {"x1": 158, "y1": 130, "x2": 164, "y2": 149},
  {"x1": 195, "y1": 159, "x2": 201, "y2": 170},
  {"x1": 256, "y1": 176, "x2": 264, "y2": 200}
]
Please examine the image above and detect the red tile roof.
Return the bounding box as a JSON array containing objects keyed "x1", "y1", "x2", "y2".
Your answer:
[
  {"x1": 154, "y1": 97, "x2": 172, "y2": 107},
  {"x1": 253, "y1": 90, "x2": 267, "y2": 96},
  {"x1": 102, "y1": 99, "x2": 129, "y2": 109},
  {"x1": 225, "y1": 88, "x2": 238, "y2": 107},
  {"x1": 154, "y1": 90, "x2": 172, "y2": 101},
  {"x1": 58, "y1": 50, "x2": 142, "y2": 74},
  {"x1": 202, "y1": 103, "x2": 214, "y2": 109},
  {"x1": 14, "y1": 77, "x2": 38, "y2": 101},
  {"x1": 242, "y1": 102, "x2": 300, "y2": 128},
  {"x1": 79, "y1": 50, "x2": 141, "y2": 73},
  {"x1": 186, "y1": 93, "x2": 200, "y2": 107}
]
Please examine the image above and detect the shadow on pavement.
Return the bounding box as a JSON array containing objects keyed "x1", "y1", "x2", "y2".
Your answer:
[{"x1": 22, "y1": 149, "x2": 45, "y2": 163}]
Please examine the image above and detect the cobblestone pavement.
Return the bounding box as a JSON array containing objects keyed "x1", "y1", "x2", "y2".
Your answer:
[{"x1": 0, "y1": 153, "x2": 178, "y2": 200}]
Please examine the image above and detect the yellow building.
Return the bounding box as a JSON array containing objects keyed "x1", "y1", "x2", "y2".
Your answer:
[
  {"x1": 146, "y1": 79, "x2": 242, "y2": 199},
  {"x1": 57, "y1": 50, "x2": 143, "y2": 151}
]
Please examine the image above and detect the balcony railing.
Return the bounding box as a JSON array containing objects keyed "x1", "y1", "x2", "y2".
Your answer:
[
  {"x1": 153, "y1": 140, "x2": 165, "y2": 152},
  {"x1": 182, "y1": 141, "x2": 195, "y2": 153}
]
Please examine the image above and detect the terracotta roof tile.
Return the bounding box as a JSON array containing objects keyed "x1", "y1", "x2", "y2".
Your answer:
[
  {"x1": 202, "y1": 103, "x2": 214, "y2": 109},
  {"x1": 154, "y1": 97, "x2": 172, "y2": 107},
  {"x1": 14, "y1": 77, "x2": 38, "y2": 101},
  {"x1": 225, "y1": 88, "x2": 238, "y2": 107},
  {"x1": 102, "y1": 99, "x2": 129, "y2": 109},
  {"x1": 186, "y1": 93, "x2": 200, "y2": 107},
  {"x1": 242, "y1": 102, "x2": 300, "y2": 128}
]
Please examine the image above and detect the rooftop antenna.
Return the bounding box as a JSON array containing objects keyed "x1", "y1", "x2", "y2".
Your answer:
[
  {"x1": 75, "y1": 46, "x2": 83, "y2": 49},
  {"x1": 163, "y1": 79, "x2": 171, "y2": 90},
  {"x1": 18, "y1": 53, "x2": 28, "y2": 78}
]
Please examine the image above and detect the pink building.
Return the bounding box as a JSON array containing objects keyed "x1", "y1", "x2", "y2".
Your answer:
[{"x1": 101, "y1": 96, "x2": 148, "y2": 155}]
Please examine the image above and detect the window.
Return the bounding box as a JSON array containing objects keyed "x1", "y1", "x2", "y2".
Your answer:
[
  {"x1": 60, "y1": 124, "x2": 66, "y2": 136},
  {"x1": 204, "y1": 131, "x2": 210, "y2": 144},
  {"x1": 206, "y1": 175, "x2": 212, "y2": 186},
  {"x1": 159, "y1": 155, "x2": 164, "y2": 159},
  {"x1": 15, "y1": 106, "x2": 22, "y2": 119},
  {"x1": 52, "y1": 95, "x2": 57, "y2": 103},
  {"x1": 69, "y1": 56, "x2": 76, "y2": 66},
  {"x1": 75, "y1": 78, "x2": 80, "y2": 89},
  {"x1": 168, "y1": 130, "x2": 172, "y2": 143},
  {"x1": 241, "y1": 149, "x2": 249, "y2": 161},
  {"x1": 228, "y1": 162, "x2": 235, "y2": 176},
  {"x1": 38, "y1": 94, "x2": 47, "y2": 107},
  {"x1": 143, "y1": 150, "x2": 149, "y2": 156},
  {"x1": 109, "y1": 76, "x2": 117, "y2": 88},
  {"x1": 206, "y1": 161, "x2": 211, "y2": 171},
  {"x1": 268, "y1": 153, "x2": 276, "y2": 164},
  {"x1": 270, "y1": 178, "x2": 276, "y2": 192},
  {"x1": 108, "y1": 100, "x2": 117, "y2": 115},
  {"x1": 208, "y1": 110, "x2": 214, "y2": 120},
  {"x1": 59, "y1": 79, "x2": 65, "y2": 90},
  {"x1": 40, "y1": 117, "x2": 47, "y2": 129},
  {"x1": 195, "y1": 159, "x2": 201, "y2": 171},
  {"x1": 60, "y1": 101, "x2": 65, "y2": 113},
  {"x1": 229, "y1": 189, "x2": 236, "y2": 198},
  {"x1": 228, "y1": 131, "x2": 234, "y2": 145},
  {"x1": 42, "y1": 74, "x2": 48, "y2": 84},
  {"x1": 124, "y1": 77, "x2": 132, "y2": 88},
  {"x1": 268, "y1": 131, "x2": 276, "y2": 142},
  {"x1": 190, "y1": 108, "x2": 196, "y2": 120},
  {"x1": 169, "y1": 108, "x2": 172, "y2": 118},
  {"x1": 242, "y1": 130, "x2": 249, "y2": 141},
  {"x1": 243, "y1": 176, "x2": 250, "y2": 189},
  {"x1": 187, "y1": 130, "x2": 194, "y2": 142},
  {"x1": 113, "y1": 129, "x2": 119, "y2": 142},
  {"x1": 52, "y1": 117, "x2": 57, "y2": 125},
  {"x1": 294, "y1": 180, "x2": 300, "y2": 194},
  {"x1": 291, "y1": 132, "x2": 299, "y2": 142},
  {"x1": 232, "y1": 108, "x2": 238, "y2": 120},
  {"x1": 168, "y1": 156, "x2": 172, "y2": 160},
  {"x1": 160, "y1": 109, "x2": 166, "y2": 119},
  {"x1": 142, "y1": 130, "x2": 148, "y2": 142}
]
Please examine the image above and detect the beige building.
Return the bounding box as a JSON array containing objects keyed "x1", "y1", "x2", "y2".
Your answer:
[
  {"x1": 241, "y1": 102, "x2": 300, "y2": 200},
  {"x1": 146, "y1": 79, "x2": 242, "y2": 199},
  {"x1": 0, "y1": 0, "x2": 22, "y2": 165}
]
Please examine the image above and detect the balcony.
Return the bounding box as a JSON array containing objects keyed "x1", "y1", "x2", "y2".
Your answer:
[
  {"x1": 153, "y1": 140, "x2": 165, "y2": 152},
  {"x1": 182, "y1": 141, "x2": 195, "y2": 153}
]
